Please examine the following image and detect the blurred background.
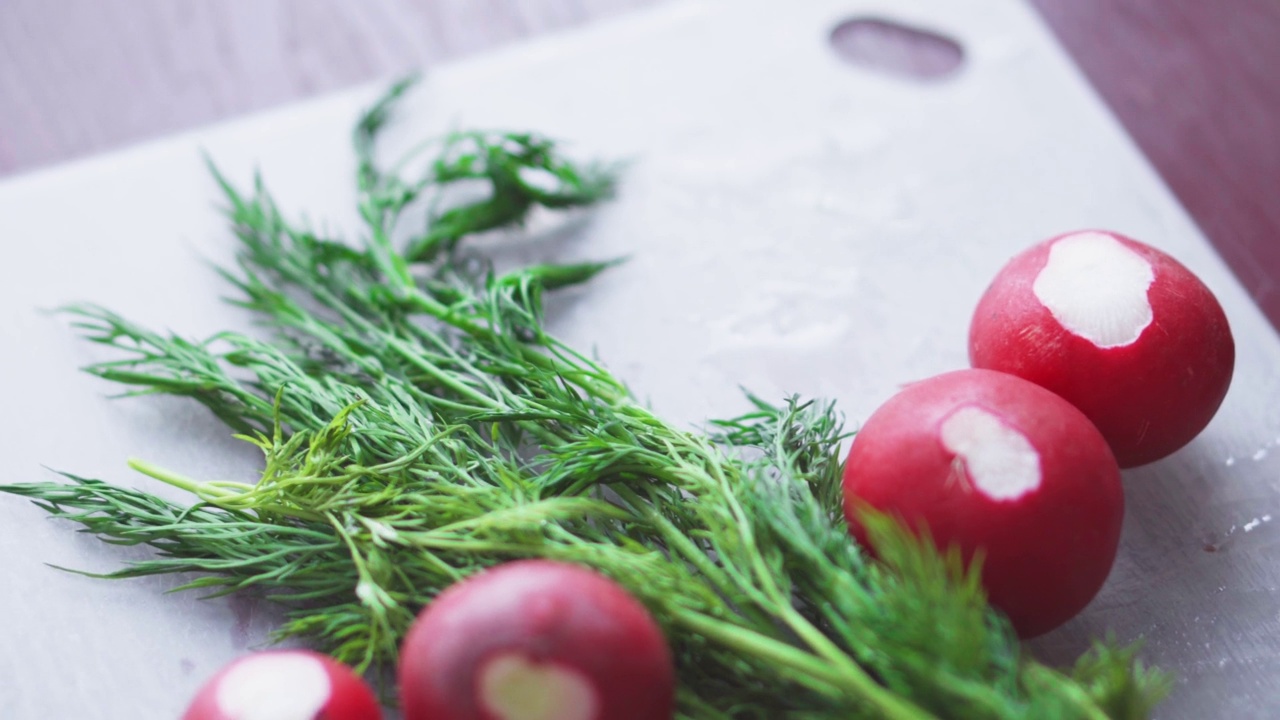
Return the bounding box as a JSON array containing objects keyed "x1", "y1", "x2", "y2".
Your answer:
[{"x1": 1, "y1": 0, "x2": 1277, "y2": 327}]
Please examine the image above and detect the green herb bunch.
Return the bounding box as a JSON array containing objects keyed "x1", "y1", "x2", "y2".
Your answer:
[{"x1": 1, "y1": 79, "x2": 1168, "y2": 719}]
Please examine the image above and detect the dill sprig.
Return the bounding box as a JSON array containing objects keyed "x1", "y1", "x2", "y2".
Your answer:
[{"x1": 0, "y1": 78, "x2": 1169, "y2": 719}]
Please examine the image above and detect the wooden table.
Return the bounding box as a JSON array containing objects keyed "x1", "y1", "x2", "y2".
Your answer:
[{"x1": 2, "y1": 0, "x2": 1277, "y2": 328}]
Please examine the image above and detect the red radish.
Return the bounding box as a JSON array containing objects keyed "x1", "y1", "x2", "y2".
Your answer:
[
  {"x1": 841, "y1": 369, "x2": 1124, "y2": 638},
  {"x1": 969, "y1": 229, "x2": 1234, "y2": 467},
  {"x1": 398, "y1": 559, "x2": 675, "y2": 720},
  {"x1": 182, "y1": 649, "x2": 382, "y2": 720}
]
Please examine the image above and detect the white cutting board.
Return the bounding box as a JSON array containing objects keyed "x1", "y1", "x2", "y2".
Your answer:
[{"x1": 2, "y1": 1, "x2": 1278, "y2": 717}]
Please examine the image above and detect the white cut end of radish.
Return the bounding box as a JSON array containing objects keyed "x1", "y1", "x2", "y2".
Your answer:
[
  {"x1": 1032, "y1": 232, "x2": 1155, "y2": 348},
  {"x1": 940, "y1": 406, "x2": 1041, "y2": 501},
  {"x1": 479, "y1": 654, "x2": 598, "y2": 720},
  {"x1": 215, "y1": 653, "x2": 331, "y2": 720}
]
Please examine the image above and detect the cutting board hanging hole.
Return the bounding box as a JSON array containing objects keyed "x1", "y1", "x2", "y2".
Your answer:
[{"x1": 829, "y1": 17, "x2": 964, "y2": 81}]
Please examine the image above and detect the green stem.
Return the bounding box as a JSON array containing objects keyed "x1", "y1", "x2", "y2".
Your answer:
[
  {"x1": 669, "y1": 607, "x2": 936, "y2": 720},
  {"x1": 127, "y1": 458, "x2": 327, "y2": 523},
  {"x1": 1022, "y1": 665, "x2": 1109, "y2": 720},
  {"x1": 611, "y1": 484, "x2": 773, "y2": 626}
]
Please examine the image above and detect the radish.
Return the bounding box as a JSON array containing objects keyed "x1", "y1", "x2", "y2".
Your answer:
[
  {"x1": 841, "y1": 369, "x2": 1124, "y2": 638},
  {"x1": 398, "y1": 559, "x2": 675, "y2": 720},
  {"x1": 182, "y1": 649, "x2": 382, "y2": 720},
  {"x1": 969, "y1": 230, "x2": 1234, "y2": 467}
]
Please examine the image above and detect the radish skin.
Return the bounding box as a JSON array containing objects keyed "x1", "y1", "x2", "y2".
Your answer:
[
  {"x1": 842, "y1": 369, "x2": 1124, "y2": 638},
  {"x1": 398, "y1": 560, "x2": 675, "y2": 720},
  {"x1": 181, "y1": 650, "x2": 382, "y2": 720},
  {"x1": 969, "y1": 230, "x2": 1234, "y2": 467}
]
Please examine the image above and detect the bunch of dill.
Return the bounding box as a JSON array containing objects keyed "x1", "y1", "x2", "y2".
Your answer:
[{"x1": 0, "y1": 79, "x2": 1167, "y2": 719}]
